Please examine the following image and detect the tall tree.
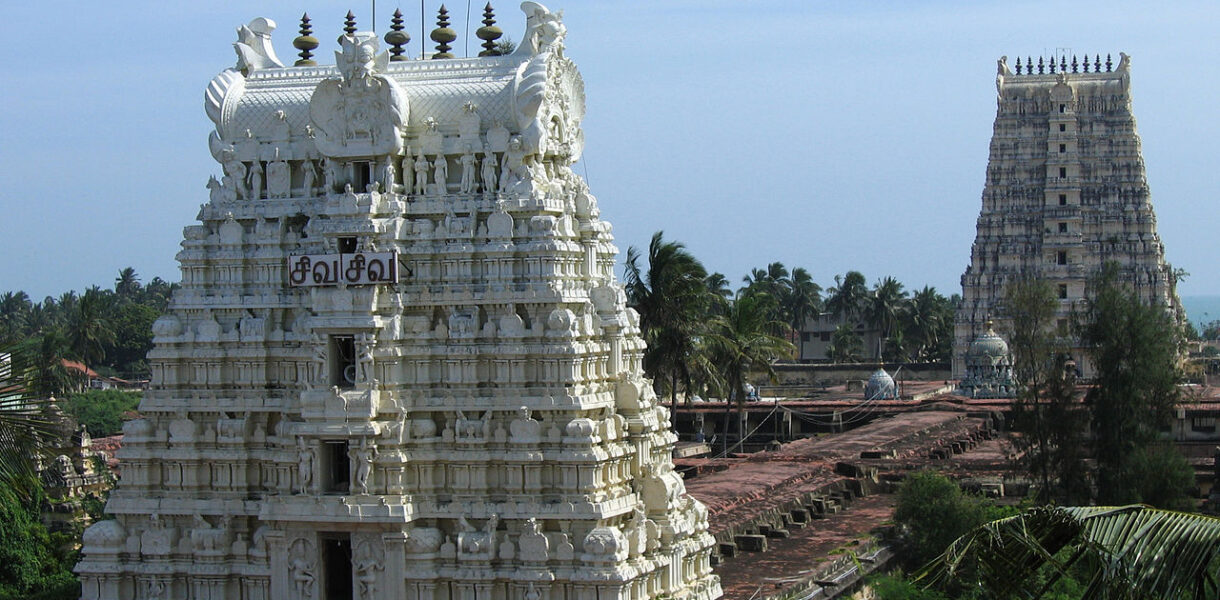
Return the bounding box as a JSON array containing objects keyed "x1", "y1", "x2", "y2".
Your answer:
[
  {"x1": 706, "y1": 291, "x2": 793, "y2": 453},
  {"x1": 624, "y1": 232, "x2": 710, "y2": 410},
  {"x1": 67, "y1": 286, "x2": 114, "y2": 369},
  {"x1": 827, "y1": 322, "x2": 863, "y2": 363},
  {"x1": 783, "y1": 267, "x2": 822, "y2": 358},
  {"x1": 826, "y1": 271, "x2": 868, "y2": 323},
  {"x1": 114, "y1": 267, "x2": 141, "y2": 298},
  {"x1": 864, "y1": 276, "x2": 907, "y2": 359},
  {"x1": 1078, "y1": 263, "x2": 1183, "y2": 505},
  {"x1": 902, "y1": 286, "x2": 945, "y2": 361}
]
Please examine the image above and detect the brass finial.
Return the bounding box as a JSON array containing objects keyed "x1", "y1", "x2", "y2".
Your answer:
[
  {"x1": 1105, "y1": 54, "x2": 1112, "y2": 72},
  {"x1": 430, "y1": 5, "x2": 457, "y2": 59},
  {"x1": 293, "y1": 13, "x2": 319, "y2": 66},
  {"x1": 1071, "y1": 55, "x2": 1078, "y2": 73},
  {"x1": 344, "y1": 10, "x2": 358, "y2": 35},
  {"x1": 1015, "y1": 56, "x2": 1023, "y2": 75},
  {"x1": 1059, "y1": 55, "x2": 1067, "y2": 73},
  {"x1": 385, "y1": 8, "x2": 411, "y2": 61},
  {"x1": 1094, "y1": 55, "x2": 1102, "y2": 72},
  {"x1": 476, "y1": 3, "x2": 504, "y2": 57},
  {"x1": 1037, "y1": 56, "x2": 1045, "y2": 74}
]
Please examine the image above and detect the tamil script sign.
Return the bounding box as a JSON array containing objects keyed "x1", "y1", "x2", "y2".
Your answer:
[{"x1": 287, "y1": 252, "x2": 400, "y2": 287}]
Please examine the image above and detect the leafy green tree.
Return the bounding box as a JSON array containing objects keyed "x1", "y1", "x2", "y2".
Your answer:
[
  {"x1": 61, "y1": 389, "x2": 141, "y2": 438},
  {"x1": 66, "y1": 287, "x2": 114, "y2": 369},
  {"x1": 625, "y1": 232, "x2": 710, "y2": 409},
  {"x1": 902, "y1": 286, "x2": 949, "y2": 361},
  {"x1": 1078, "y1": 264, "x2": 1182, "y2": 505},
  {"x1": 0, "y1": 483, "x2": 79, "y2": 599},
  {"x1": 1001, "y1": 277, "x2": 1089, "y2": 505},
  {"x1": 828, "y1": 322, "x2": 864, "y2": 363},
  {"x1": 893, "y1": 471, "x2": 1010, "y2": 570}
]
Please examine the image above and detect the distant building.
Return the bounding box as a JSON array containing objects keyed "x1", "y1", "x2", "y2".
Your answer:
[
  {"x1": 958, "y1": 320, "x2": 1014, "y2": 398},
  {"x1": 955, "y1": 53, "x2": 1181, "y2": 379},
  {"x1": 797, "y1": 312, "x2": 881, "y2": 362}
]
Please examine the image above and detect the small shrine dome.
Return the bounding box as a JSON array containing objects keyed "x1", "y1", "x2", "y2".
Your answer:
[
  {"x1": 864, "y1": 367, "x2": 897, "y2": 400},
  {"x1": 967, "y1": 320, "x2": 1011, "y2": 365},
  {"x1": 959, "y1": 319, "x2": 1015, "y2": 398}
]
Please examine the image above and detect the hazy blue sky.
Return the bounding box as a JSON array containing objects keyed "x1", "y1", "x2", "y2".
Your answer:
[{"x1": 1, "y1": 1, "x2": 1216, "y2": 301}]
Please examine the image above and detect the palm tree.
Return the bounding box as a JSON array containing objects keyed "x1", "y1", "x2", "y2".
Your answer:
[
  {"x1": 68, "y1": 286, "x2": 115, "y2": 369},
  {"x1": 625, "y1": 231, "x2": 710, "y2": 412},
  {"x1": 863, "y1": 276, "x2": 907, "y2": 359},
  {"x1": 706, "y1": 292, "x2": 793, "y2": 453},
  {"x1": 0, "y1": 341, "x2": 62, "y2": 495},
  {"x1": 916, "y1": 505, "x2": 1220, "y2": 600},
  {"x1": 0, "y1": 291, "x2": 32, "y2": 343},
  {"x1": 705, "y1": 273, "x2": 733, "y2": 316},
  {"x1": 783, "y1": 267, "x2": 822, "y2": 359},
  {"x1": 115, "y1": 267, "x2": 141, "y2": 298},
  {"x1": 827, "y1": 322, "x2": 863, "y2": 362},
  {"x1": 826, "y1": 271, "x2": 868, "y2": 323},
  {"x1": 903, "y1": 286, "x2": 945, "y2": 360}
]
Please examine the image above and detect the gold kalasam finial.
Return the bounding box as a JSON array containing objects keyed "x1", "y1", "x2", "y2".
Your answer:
[
  {"x1": 385, "y1": 8, "x2": 411, "y2": 61},
  {"x1": 293, "y1": 13, "x2": 319, "y2": 66},
  {"x1": 430, "y1": 5, "x2": 456, "y2": 59},
  {"x1": 476, "y1": 3, "x2": 503, "y2": 57}
]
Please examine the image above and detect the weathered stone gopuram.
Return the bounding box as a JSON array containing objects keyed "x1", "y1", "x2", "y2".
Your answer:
[
  {"x1": 954, "y1": 53, "x2": 1181, "y2": 378},
  {"x1": 76, "y1": 5, "x2": 721, "y2": 600}
]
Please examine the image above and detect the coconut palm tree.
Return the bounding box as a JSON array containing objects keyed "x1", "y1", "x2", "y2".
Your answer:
[
  {"x1": 915, "y1": 505, "x2": 1220, "y2": 600},
  {"x1": 783, "y1": 267, "x2": 822, "y2": 359},
  {"x1": 67, "y1": 286, "x2": 115, "y2": 369},
  {"x1": 625, "y1": 231, "x2": 710, "y2": 412},
  {"x1": 706, "y1": 291, "x2": 793, "y2": 453},
  {"x1": 115, "y1": 267, "x2": 141, "y2": 298},
  {"x1": 0, "y1": 341, "x2": 61, "y2": 495},
  {"x1": 903, "y1": 286, "x2": 945, "y2": 360},
  {"x1": 863, "y1": 276, "x2": 907, "y2": 359},
  {"x1": 826, "y1": 271, "x2": 868, "y2": 323}
]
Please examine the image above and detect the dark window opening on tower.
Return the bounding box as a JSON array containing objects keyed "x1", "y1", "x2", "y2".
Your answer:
[
  {"x1": 321, "y1": 535, "x2": 353, "y2": 600},
  {"x1": 1059, "y1": 144, "x2": 1066, "y2": 153},
  {"x1": 339, "y1": 237, "x2": 357, "y2": 253},
  {"x1": 1057, "y1": 251, "x2": 1067, "y2": 265},
  {"x1": 1058, "y1": 284, "x2": 1068, "y2": 299},
  {"x1": 353, "y1": 161, "x2": 371, "y2": 192},
  {"x1": 1059, "y1": 123, "x2": 1066, "y2": 132},
  {"x1": 1059, "y1": 167, "x2": 1067, "y2": 178},
  {"x1": 1059, "y1": 222, "x2": 1068, "y2": 233},
  {"x1": 331, "y1": 335, "x2": 356, "y2": 388},
  {"x1": 1059, "y1": 194, "x2": 1067, "y2": 205},
  {"x1": 323, "y1": 441, "x2": 350, "y2": 494},
  {"x1": 1059, "y1": 103, "x2": 1066, "y2": 113}
]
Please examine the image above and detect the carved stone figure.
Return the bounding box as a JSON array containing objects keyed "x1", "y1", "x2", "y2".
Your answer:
[
  {"x1": 356, "y1": 333, "x2": 376, "y2": 384},
  {"x1": 459, "y1": 145, "x2": 478, "y2": 194},
  {"x1": 355, "y1": 551, "x2": 382, "y2": 597},
  {"x1": 248, "y1": 160, "x2": 263, "y2": 200},
  {"x1": 400, "y1": 149, "x2": 415, "y2": 197},
  {"x1": 322, "y1": 158, "x2": 339, "y2": 194},
  {"x1": 432, "y1": 154, "x2": 449, "y2": 195},
  {"x1": 510, "y1": 406, "x2": 542, "y2": 443},
  {"x1": 309, "y1": 32, "x2": 408, "y2": 157},
  {"x1": 381, "y1": 155, "x2": 397, "y2": 193},
  {"x1": 480, "y1": 148, "x2": 498, "y2": 195},
  {"x1": 297, "y1": 438, "x2": 313, "y2": 494},
  {"x1": 222, "y1": 150, "x2": 249, "y2": 200},
  {"x1": 351, "y1": 438, "x2": 376, "y2": 494},
  {"x1": 289, "y1": 554, "x2": 314, "y2": 598},
  {"x1": 413, "y1": 150, "x2": 429, "y2": 196},
  {"x1": 207, "y1": 175, "x2": 224, "y2": 204},
  {"x1": 233, "y1": 17, "x2": 284, "y2": 73},
  {"x1": 301, "y1": 159, "x2": 317, "y2": 198},
  {"x1": 267, "y1": 154, "x2": 291, "y2": 199}
]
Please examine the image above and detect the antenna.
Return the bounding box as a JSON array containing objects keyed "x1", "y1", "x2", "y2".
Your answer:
[
  {"x1": 421, "y1": 0, "x2": 426, "y2": 58},
  {"x1": 465, "y1": 0, "x2": 472, "y2": 57},
  {"x1": 372, "y1": 0, "x2": 377, "y2": 32}
]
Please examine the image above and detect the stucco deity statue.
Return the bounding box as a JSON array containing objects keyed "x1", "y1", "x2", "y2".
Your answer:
[
  {"x1": 459, "y1": 145, "x2": 478, "y2": 194},
  {"x1": 432, "y1": 154, "x2": 449, "y2": 195},
  {"x1": 510, "y1": 406, "x2": 542, "y2": 443},
  {"x1": 401, "y1": 148, "x2": 415, "y2": 197},
  {"x1": 289, "y1": 549, "x2": 314, "y2": 598},
  {"x1": 356, "y1": 333, "x2": 376, "y2": 384},
  {"x1": 322, "y1": 158, "x2": 339, "y2": 194},
  {"x1": 222, "y1": 150, "x2": 249, "y2": 200},
  {"x1": 301, "y1": 159, "x2": 317, "y2": 197},
  {"x1": 296, "y1": 438, "x2": 313, "y2": 494},
  {"x1": 207, "y1": 176, "x2": 223, "y2": 204},
  {"x1": 267, "y1": 153, "x2": 290, "y2": 198},
  {"x1": 351, "y1": 438, "x2": 377, "y2": 494},
  {"x1": 249, "y1": 160, "x2": 263, "y2": 200},
  {"x1": 380, "y1": 156, "x2": 397, "y2": 193},
  {"x1": 480, "y1": 147, "x2": 498, "y2": 195},
  {"x1": 413, "y1": 150, "x2": 429, "y2": 195}
]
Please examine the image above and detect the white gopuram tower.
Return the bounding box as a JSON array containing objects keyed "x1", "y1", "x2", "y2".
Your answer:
[
  {"x1": 76, "y1": 5, "x2": 721, "y2": 600},
  {"x1": 954, "y1": 53, "x2": 1180, "y2": 379}
]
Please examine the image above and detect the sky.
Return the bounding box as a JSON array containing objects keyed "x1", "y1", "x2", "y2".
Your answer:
[{"x1": 0, "y1": 0, "x2": 1217, "y2": 302}]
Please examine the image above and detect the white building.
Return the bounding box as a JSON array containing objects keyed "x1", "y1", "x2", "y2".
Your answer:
[
  {"x1": 77, "y1": 6, "x2": 720, "y2": 600},
  {"x1": 954, "y1": 54, "x2": 1181, "y2": 378}
]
